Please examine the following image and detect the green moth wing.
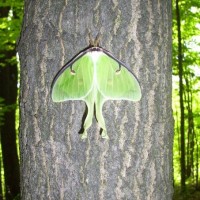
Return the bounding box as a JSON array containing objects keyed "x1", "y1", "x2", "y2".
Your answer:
[
  {"x1": 96, "y1": 53, "x2": 141, "y2": 101},
  {"x1": 51, "y1": 54, "x2": 94, "y2": 102}
]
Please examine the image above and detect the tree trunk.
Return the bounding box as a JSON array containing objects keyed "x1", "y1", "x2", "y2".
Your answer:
[
  {"x1": 18, "y1": 0, "x2": 173, "y2": 199},
  {"x1": 0, "y1": 156, "x2": 2, "y2": 200},
  {"x1": 175, "y1": 0, "x2": 186, "y2": 191},
  {"x1": 0, "y1": 51, "x2": 20, "y2": 200}
]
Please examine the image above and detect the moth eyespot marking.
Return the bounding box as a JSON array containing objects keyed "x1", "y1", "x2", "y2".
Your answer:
[
  {"x1": 70, "y1": 69, "x2": 76, "y2": 75},
  {"x1": 115, "y1": 64, "x2": 121, "y2": 75},
  {"x1": 115, "y1": 69, "x2": 121, "y2": 75}
]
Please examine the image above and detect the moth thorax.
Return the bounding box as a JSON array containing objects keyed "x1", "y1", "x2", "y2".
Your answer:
[{"x1": 90, "y1": 51, "x2": 103, "y2": 63}]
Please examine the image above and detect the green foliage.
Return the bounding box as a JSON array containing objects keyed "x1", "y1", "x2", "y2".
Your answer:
[
  {"x1": 0, "y1": 0, "x2": 23, "y2": 127},
  {"x1": 0, "y1": 0, "x2": 23, "y2": 67},
  {"x1": 172, "y1": 0, "x2": 200, "y2": 75},
  {"x1": 172, "y1": 0, "x2": 200, "y2": 190},
  {"x1": 0, "y1": 1, "x2": 23, "y2": 199}
]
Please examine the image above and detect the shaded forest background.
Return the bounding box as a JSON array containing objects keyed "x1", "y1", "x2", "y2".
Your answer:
[{"x1": 0, "y1": 0, "x2": 199, "y2": 200}]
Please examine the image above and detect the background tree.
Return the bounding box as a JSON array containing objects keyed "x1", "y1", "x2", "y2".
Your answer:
[
  {"x1": 172, "y1": 0, "x2": 200, "y2": 195},
  {"x1": 18, "y1": 0, "x2": 173, "y2": 199},
  {"x1": 175, "y1": 0, "x2": 186, "y2": 191},
  {"x1": 0, "y1": 0, "x2": 23, "y2": 199}
]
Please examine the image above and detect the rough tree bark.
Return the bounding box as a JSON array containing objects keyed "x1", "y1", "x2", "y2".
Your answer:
[{"x1": 18, "y1": 0, "x2": 173, "y2": 199}]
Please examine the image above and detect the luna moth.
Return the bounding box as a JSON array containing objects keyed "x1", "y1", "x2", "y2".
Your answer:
[{"x1": 51, "y1": 34, "x2": 141, "y2": 139}]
